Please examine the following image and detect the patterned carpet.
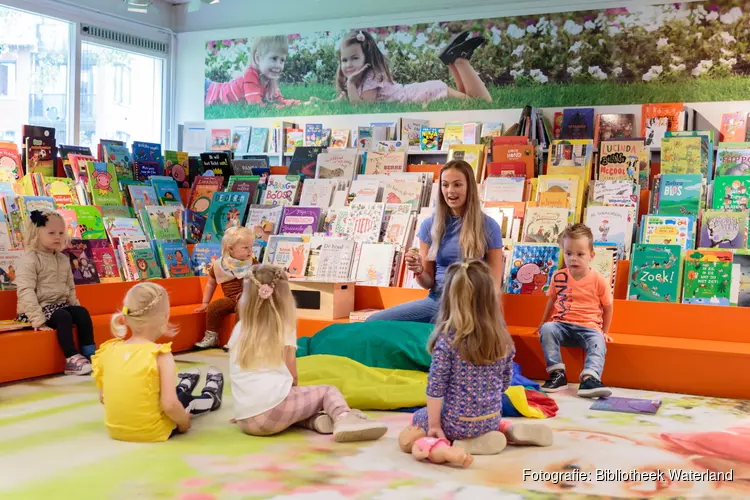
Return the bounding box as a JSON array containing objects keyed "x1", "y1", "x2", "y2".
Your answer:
[{"x1": 1, "y1": 349, "x2": 748, "y2": 500}]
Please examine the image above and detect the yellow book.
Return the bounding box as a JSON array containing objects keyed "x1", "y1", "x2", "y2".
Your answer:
[
  {"x1": 448, "y1": 144, "x2": 486, "y2": 181},
  {"x1": 441, "y1": 124, "x2": 465, "y2": 151},
  {"x1": 537, "y1": 174, "x2": 584, "y2": 222}
]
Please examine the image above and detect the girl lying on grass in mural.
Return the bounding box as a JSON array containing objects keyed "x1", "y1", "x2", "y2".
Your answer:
[
  {"x1": 205, "y1": 36, "x2": 302, "y2": 108},
  {"x1": 334, "y1": 29, "x2": 492, "y2": 106}
]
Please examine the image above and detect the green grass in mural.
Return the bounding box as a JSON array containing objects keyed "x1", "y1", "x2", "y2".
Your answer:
[{"x1": 204, "y1": 77, "x2": 750, "y2": 119}]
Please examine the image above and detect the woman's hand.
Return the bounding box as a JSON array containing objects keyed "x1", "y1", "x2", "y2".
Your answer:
[
  {"x1": 404, "y1": 249, "x2": 424, "y2": 274},
  {"x1": 427, "y1": 426, "x2": 446, "y2": 440},
  {"x1": 194, "y1": 304, "x2": 208, "y2": 313},
  {"x1": 347, "y1": 63, "x2": 370, "y2": 86}
]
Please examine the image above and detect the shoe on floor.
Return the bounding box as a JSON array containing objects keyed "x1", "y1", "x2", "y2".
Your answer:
[
  {"x1": 302, "y1": 412, "x2": 334, "y2": 434},
  {"x1": 65, "y1": 354, "x2": 92, "y2": 376},
  {"x1": 454, "y1": 431, "x2": 507, "y2": 455},
  {"x1": 177, "y1": 367, "x2": 201, "y2": 394},
  {"x1": 542, "y1": 370, "x2": 568, "y2": 393},
  {"x1": 201, "y1": 366, "x2": 224, "y2": 411},
  {"x1": 194, "y1": 331, "x2": 219, "y2": 350},
  {"x1": 333, "y1": 410, "x2": 387, "y2": 443},
  {"x1": 504, "y1": 422, "x2": 554, "y2": 447},
  {"x1": 577, "y1": 376, "x2": 612, "y2": 399}
]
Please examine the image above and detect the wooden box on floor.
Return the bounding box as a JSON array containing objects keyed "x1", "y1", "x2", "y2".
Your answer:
[{"x1": 289, "y1": 280, "x2": 355, "y2": 320}]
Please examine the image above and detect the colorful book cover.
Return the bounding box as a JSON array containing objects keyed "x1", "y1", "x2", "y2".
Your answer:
[
  {"x1": 271, "y1": 240, "x2": 309, "y2": 278},
  {"x1": 149, "y1": 175, "x2": 182, "y2": 206},
  {"x1": 104, "y1": 144, "x2": 133, "y2": 181},
  {"x1": 383, "y1": 181, "x2": 422, "y2": 211},
  {"x1": 0, "y1": 146, "x2": 22, "y2": 182},
  {"x1": 25, "y1": 136, "x2": 55, "y2": 177},
  {"x1": 420, "y1": 127, "x2": 440, "y2": 151},
  {"x1": 86, "y1": 239, "x2": 121, "y2": 283},
  {"x1": 231, "y1": 126, "x2": 251, "y2": 153},
  {"x1": 330, "y1": 129, "x2": 350, "y2": 149},
  {"x1": 201, "y1": 191, "x2": 250, "y2": 243},
  {"x1": 164, "y1": 150, "x2": 190, "y2": 188},
  {"x1": 99, "y1": 205, "x2": 134, "y2": 220},
  {"x1": 200, "y1": 152, "x2": 232, "y2": 184},
  {"x1": 183, "y1": 209, "x2": 207, "y2": 243},
  {"x1": 714, "y1": 145, "x2": 750, "y2": 177},
  {"x1": 279, "y1": 206, "x2": 321, "y2": 235},
  {"x1": 304, "y1": 124, "x2": 323, "y2": 147},
  {"x1": 88, "y1": 162, "x2": 122, "y2": 206},
  {"x1": 505, "y1": 244, "x2": 561, "y2": 295},
  {"x1": 134, "y1": 161, "x2": 162, "y2": 182},
  {"x1": 597, "y1": 139, "x2": 646, "y2": 182},
  {"x1": 681, "y1": 249, "x2": 732, "y2": 306},
  {"x1": 123, "y1": 239, "x2": 162, "y2": 281},
  {"x1": 190, "y1": 243, "x2": 221, "y2": 276},
  {"x1": 656, "y1": 174, "x2": 703, "y2": 216},
  {"x1": 210, "y1": 128, "x2": 231, "y2": 151},
  {"x1": 590, "y1": 397, "x2": 662, "y2": 415},
  {"x1": 661, "y1": 136, "x2": 703, "y2": 176},
  {"x1": 641, "y1": 102, "x2": 684, "y2": 147},
  {"x1": 63, "y1": 239, "x2": 100, "y2": 285},
  {"x1": 70, "y1": 205, "x2": 106, "y2": 240},
  {"x1": 248, "y1": 127, "x2": 269, "y2": 153},
  {"x1": 262, "y1": 175, "x2": 300, "y2": 206},
  {"x1": 521, "y1": 207, "x2": 569, "y2": 244},
  {"x1": 640, "y1": 215, "x2": 694, "y2": 250},
  {"x1": 712, "y1": 176, "x2": 750, "y2": 211},
  {"x1": 699, "y1": 211, "x2": 748, "y2": 249},
  {"x1": 157, "y1": 240, "x2": 193, "y2": 278},
  {"x1": 226, "y1": 175, "x2": 260, "y2": 204},
  {"x1": 287, "y1": 147, "x2": 322, "y2": 178},
  {"x1": 132, "y1": 141, "x2": 162, "y2": 166},
  {"x1": 720, "y1": 112, "x2": 747, "y2": 142},
  {"x1": 146, "y1": 206, "x2": 182, "y2": 241},
  {"x1": 628, "y1": 244, "x2": 682, "y2": 303},
  {"x1": 187, "y1": 176, "x2": 223, "y2": 216},
  {"x1": 127, "y1": 185, "x2": 158, "y2": 213},
  {"x1": 595, "y1": 114, "x2": 635, "y2": 144},
  {"x1": 44, "y1": 177, "x2": 78, "y2": 206},
  {"x1": 585, "y1": 206, "x2": 633, "y2": 258}
]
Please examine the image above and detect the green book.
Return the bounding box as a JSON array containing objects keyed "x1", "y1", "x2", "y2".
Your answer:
[
  {"x1": 681, "y1": 249, "x2": 732, "y2": 306},
  {"x1": 87, "y1": 162, "x2": 122, "y2": 206},
  {"x1": 71, "y1": 205, "x2": 106, "y2": 240},
  {"x1": 628, "y1": 244, "x2": 683, "y2": 303},
  {"x1": 712, "y1": 176, "x2": 750, "y2": 211},
  {"x1": 656, "y1": 174, "x2": 703, "y2": 216}
]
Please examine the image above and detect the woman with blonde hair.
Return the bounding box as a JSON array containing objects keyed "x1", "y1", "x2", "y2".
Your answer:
[
  {"x1": 366, "y1": 160, "x2": 504, "y2": 323},
  {"x1": 228, "y1": 264, "x2": 387, "y2": 442}
]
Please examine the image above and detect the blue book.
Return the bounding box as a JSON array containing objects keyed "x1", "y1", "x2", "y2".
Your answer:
[
  {"x1": 149, "y1": 175, "x2": 182, "y2": 206},
  {"x1": 156, "y1": 240, "x2": 193, "y2": 278},
  {"x1": 190, "y1": 243, "x2": 221, "y2": 276},
  {"x1": 200, "y1": 191, "x2": 250, "y2": 243}
]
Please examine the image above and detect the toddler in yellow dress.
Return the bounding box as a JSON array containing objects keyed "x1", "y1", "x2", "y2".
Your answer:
[{"x1": 92, "y1": 282, "x2": 224, "y2": 442}]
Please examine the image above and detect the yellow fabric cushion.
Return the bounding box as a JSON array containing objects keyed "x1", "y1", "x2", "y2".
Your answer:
[{"x1": 297, "y1": 354, "x2": 427, "y2": 410}]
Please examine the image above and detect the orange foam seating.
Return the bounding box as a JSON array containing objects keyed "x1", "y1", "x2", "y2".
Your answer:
[
  {"x1": 0, "y1": 277, "x2": 208, "y2": 384},
  {"x1": 347, "y1": 287, "x2": 749, "y2": 400}
]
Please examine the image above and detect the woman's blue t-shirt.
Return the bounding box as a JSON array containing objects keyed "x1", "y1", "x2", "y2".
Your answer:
[{"x1": 417, "y1": 214, "x2": 503, "y2": 298}]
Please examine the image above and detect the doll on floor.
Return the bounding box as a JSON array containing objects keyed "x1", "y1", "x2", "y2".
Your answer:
[{"x1": 409, "y1": 436, "x2": 474, "y2": 468}]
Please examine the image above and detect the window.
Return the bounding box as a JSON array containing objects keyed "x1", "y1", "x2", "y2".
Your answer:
[
  {"x1": 0, "y1": 6, "x2": 71, "y2": 144},
  {"x1": 79, "y1": 42, "x2": 163, "y2": 149},
  {"x1": 0, "y1": 62, "x2": 17, "y2": 97}
]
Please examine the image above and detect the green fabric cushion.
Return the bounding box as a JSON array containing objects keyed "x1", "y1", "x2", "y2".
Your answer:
[{"x1": 297, "y1": 320, "x2": 433, "y2": 372}]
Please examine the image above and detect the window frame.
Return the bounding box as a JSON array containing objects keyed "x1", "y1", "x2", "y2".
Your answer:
[{"x1": 0, "y1": 0, "x2": 173, "y2": 147}]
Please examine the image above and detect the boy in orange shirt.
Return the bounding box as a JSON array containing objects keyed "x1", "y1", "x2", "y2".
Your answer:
[{"x1": 536, "y1": 223, "x2": 614, "y2": 398}]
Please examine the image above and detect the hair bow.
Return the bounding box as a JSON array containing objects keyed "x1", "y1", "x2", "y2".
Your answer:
[
  {"x1": 29, "y1": 210, "x2": 48, "y2": 227},
  {"x1": 356, "y1": 30, "x2": 366, "y2": 42}
]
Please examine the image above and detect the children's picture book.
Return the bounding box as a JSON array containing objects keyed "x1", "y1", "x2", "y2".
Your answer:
[
  {"x1": 712, "y1": 175, "x2": 750, "y2": 211},
  {"x1": 304, "y1": 124, "x2": 323, "y2": 147},
  {"x1": 127, "y1": 184, "x2": 158, "y2": 214},
  {"x1": 597, "y1": 140, "x2": 645, "y2": 182},
  {"x1": 190, "y1": 243, "x2": 221, "y2": 277},
  {"x1": 231, "y1": 126, "x2": 251, "y2": 153},
  {"x1": 628, "y1": 244, "x2": 683, "y2": 303},
  {"x1": 164, "y1": 151, "x2": 190, "y2": 188},
  {"x1": 585, "y1": 206, "x2": 633, "y2": 259},
  {"x1": 157, "y1": 240, "x2": 193, "y2": 278},
  {"x1": 714, "y1": 145, "x2": 750, "y2": 177},
  {"x1": 86, "y1": 239, "x2": 121, "y2": 283},
  {"x1": 279, "y1": 206, "x2": 321, "y2": 235},
  {"x1": 288, "y1": 147, "x2": 322, "y2": 177},
  {"x1": 44, "y1": 177, "x2": 78, "y2": 206},
  {"x1": 150, "y1": 176, "x2": 182, "y2": 206},
  {"x1": 640, "y1": 215, "x2": 694, "y2": 250},
  {"x1": 248, "y1": 127, "x2": 269, "y2": 153},
  {"x1": 104, "y1": 144, "x2": 134, "y2": 181},
  {"x1": 63, "y1": 239, "x2": 100, "y2": 285},
  {"x1": 561, "y1": 108, "x2": 595, "y2": 140},
  {"x1": 521, "y1": 207, "x2": 569, "y2": 244},
  {"x1": 590, "y1": 397, "x2": 662, "y2": 415},
  {"x1": 262, "y1": 175, "x2": 300, "y2": 206},
  {"x1": 656, "y1": 174, "x2": 703, "y2": 216},
  {"x1": 187, "y1": 176, "x2": 224, "y2": 216},
  {"x1": 419, "y1": 127, "x2": 440, "y2": 151},
  {"x1": 0, "y1": 248, "x2": 23, "y2": 290},
  {"x1": 349, "y1": 202, "x2": 385, "y2": 243},
  {"x1": 661, "y1": 136, "x2": 703, "y2": 176},
  {"x1": 210, "y1": 128, "x2": 231, "y2": 151},
  {"x1": 71, "y1": 205, "x2": 106, "y2": 240},
  {"x1": 355, "y1": 243, "x2": 396, "y2": 286},
  {"x1": 201, "y1": 191, "x2": 250, "y2": 243},
  {"x1": 200, "y1": 152, "x2": 232, "y2": 184},
  {"x1": 505, "y1": 244, "x2": 561, "y2": 295},
  {"x1": 681, "y1": 249, "x2": 732, "y2": 306},
  {"x1": 271, "y1": 240, "x2": 310, "y2": 278},
  {"x1": 145, "y1": 206, "x2": 183, "y2": 241},
  {"x1": 699, "y1": 211, "x2": 748, "y2": 249},
  {"x1": 87, "y1": 162, "x2": 122, "y2": 206}
]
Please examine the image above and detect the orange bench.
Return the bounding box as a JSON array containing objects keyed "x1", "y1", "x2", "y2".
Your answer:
[{"x1": 315, "y1": 287, "x2": 749, "y2": 400}]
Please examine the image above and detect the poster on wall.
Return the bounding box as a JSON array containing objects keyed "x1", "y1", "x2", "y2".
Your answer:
[{"x1": 204, "y1": 1, "x2": 750, "y2": 119}]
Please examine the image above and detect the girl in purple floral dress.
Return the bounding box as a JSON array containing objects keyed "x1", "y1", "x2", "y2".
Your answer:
[{"x1": 399, "y1": 260, "x2": 553, "y2": 456}]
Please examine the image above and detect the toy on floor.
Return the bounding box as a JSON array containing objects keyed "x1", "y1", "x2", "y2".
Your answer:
[
  {"x1": 399, "y1": 425, "x2": 474, "y2": 468},
  {"x1": 412, "y1": 437, "x2": 474, "y2": 468}
]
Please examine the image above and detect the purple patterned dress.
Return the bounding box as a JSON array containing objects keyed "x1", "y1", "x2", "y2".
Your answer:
[{"x1": 411, "y1": 331, "x2": 515, "y2": 441}]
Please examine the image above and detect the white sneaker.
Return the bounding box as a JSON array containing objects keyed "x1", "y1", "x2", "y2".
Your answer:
[
  {"x1": 65, "y1": 354, "x2": 92, "y2": 376},
  {"x1": 194, "y1": 331, "x2": 219, "y2": 349},
  {"x1": 333, "y1": 410, "x2": 388, "y2": 443}
]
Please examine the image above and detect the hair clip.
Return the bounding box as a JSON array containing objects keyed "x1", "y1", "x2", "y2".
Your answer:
[
  {"x1": 356, "y1": 30, "x2": 366, "y2": 42},
  {"x1": 462, "y1": 262, "x2": 470, "y2": 268},
  {"x1": 30, "y1": 210, "x2": 48, "y2": 227},
  {"x1": 122, "y1": 306, "x2": 129, "y2": 316}
]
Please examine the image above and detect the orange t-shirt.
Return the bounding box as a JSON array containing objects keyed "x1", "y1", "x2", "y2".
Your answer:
[{"x1": 547, "y1": 268, "x2": 613, "y2": 332}]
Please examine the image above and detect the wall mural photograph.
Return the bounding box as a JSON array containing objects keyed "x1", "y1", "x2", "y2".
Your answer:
[{"x1": 204, "y1": 0, "x2": 750, "y2": 119}]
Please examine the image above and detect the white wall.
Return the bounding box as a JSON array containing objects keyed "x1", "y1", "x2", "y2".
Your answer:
[{"x1": 174, "y1": 0, "x2": 747, "y2": 151}]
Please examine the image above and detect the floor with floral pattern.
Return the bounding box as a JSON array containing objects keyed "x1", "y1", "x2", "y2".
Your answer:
[{"x1": 1, "y1": 349, "x2": 748, "y2": 499}]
